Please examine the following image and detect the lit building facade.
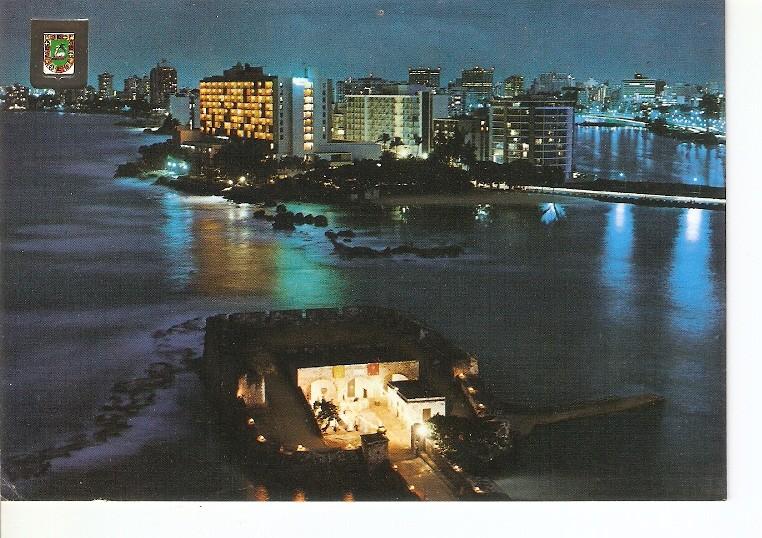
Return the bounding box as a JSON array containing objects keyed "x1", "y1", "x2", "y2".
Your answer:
[
  {"x1": 489, "y1": 96, "x2": 575, "y2": 179},
  {"x1": 503, "y1": 75, "x2": 524, "y2": 97},
  {"x1": 278, "y1": 77, "x2": 316, "y2": 157},
  {"x1": 621, "y1": 73, "x2": 658, "y2": 102},
  {"x1": 433, "y1": 111, "x2": 490, "y2": 162},
  {"x1": 336, "y1": 75, "x2": 390, "y2": 103},
  {"x1": 408, "y1": 67, "x2": 441, "y2": 89},
  {"x1": 331, "y1": 108, "x2": 346, "y2": 141},
  {"x1": 199, "y1": 63, "x2": 278, "y2": 149},
  {"x1": 150, "y1": 60, "x2": 178, "y2": 109},
  {"x1": 387, "y1": 380, "x2": 445, "y2": 429},
  {"x1": 140, "y1": 75, "x2": 151, "y2": 101},
  {"x1": 122, "y1": 74, "x2": 150, "y2": 101},
  {"x1": 344, "y1": 88, "x2": 434, "y2": 156},
  {"x1": 319, "y1": 79, "x2": 334, "y2": 145},
  {"x1": 446, "y1": 79, "x2": 465, "y2": 117},
  {"x1": 97, "y1": 72, "x2": 113, "y2": 98},
  {"x1": 461, "y1": 66, "x2": 494, "y2": 112},
  {"x1": 530, "y1": 72, "x2": 575, "y2": 94},
  {"x1": 61, "y1": 87, "x2": 85, "y2": 106},
  {"x1": 123, "y1": 75, "x2": 140, "y2": 100},
  {"x1": 3, "y1": 84, "x2": 29, "y2": 110}
]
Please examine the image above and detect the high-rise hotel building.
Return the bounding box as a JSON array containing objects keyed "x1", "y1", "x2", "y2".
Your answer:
[
  {"x1": 278, "y1": 77, "x2": 316, "y2": 157},
  {"x1": 489, "y1": 95, "x2": 575, "y2": 179},
  {"x1": 461, "y1": 66, "x2": 494, "y2": 112},
  {"x1": 408, "y1": 67, "x2": 441, "y2": 89},
  {"x1": 503, "y1": 75, "x2": 524, "y2": 97},
  {"x1": 199, "y1": 63, "x2": 278, "y2": 149},
  {"x1": 621, "y1": 73, "x2": 658, "y2": 102},
  {"x1": 343, "y1": 86, "x2": 434, "y2": 157},
  {"x1": 150, "y1": 60, "x2": 178, "y2": 109},
  {"x1": 97, "y1": 72, "x2": 114, "y2": 98}
]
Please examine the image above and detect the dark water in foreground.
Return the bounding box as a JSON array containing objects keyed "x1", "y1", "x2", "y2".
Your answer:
[{"x1": 1, "y1": 113, "x2": 725, "y2": 500}]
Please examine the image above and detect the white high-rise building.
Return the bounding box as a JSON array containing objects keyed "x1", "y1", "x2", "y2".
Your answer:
[
  {"x1": 278, "y1": 77, "x2": 316, "y2": 157},
  {"x1": 343, "y1": 86, "x2": 434, "y2": 157}
]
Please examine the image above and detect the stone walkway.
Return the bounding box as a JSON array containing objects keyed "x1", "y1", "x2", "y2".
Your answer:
[
  {"x1": 254, "y1": 368, "x2": 326, "y2": 450},
  {"x1": 392, "y1": 453, "x2": 456, "y2": 501}
]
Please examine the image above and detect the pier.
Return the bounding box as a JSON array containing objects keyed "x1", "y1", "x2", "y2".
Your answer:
[{"x1": 507, "y1": 394, "x2": 665, "y2": 437}]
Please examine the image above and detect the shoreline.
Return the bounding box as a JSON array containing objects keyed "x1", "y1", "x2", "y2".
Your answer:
[
  {"x1": 376, "y1": 190, "x2": 600, "y2": 208},
  {"x1": 377, "y1": 187, "x2": 725, "y2": 211}
]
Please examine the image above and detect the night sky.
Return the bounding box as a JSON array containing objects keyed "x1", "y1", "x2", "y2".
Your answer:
[{"x1": 0, "y1": 0, "x2": 724, "y2": 88}]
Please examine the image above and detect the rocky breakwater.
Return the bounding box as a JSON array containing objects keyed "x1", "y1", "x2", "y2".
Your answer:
[
  {"x1": 271, "y1": 204, "x2": 328, "y2": 230},
  {"x1": 325, "y1": 230, "x2": 462, "y2": 259},
  {"x1": 4, "y1": 318, "x2": 205, "y2": 482}
]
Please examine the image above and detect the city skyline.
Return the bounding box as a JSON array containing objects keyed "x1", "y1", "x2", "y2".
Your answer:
[{"x1": 0, "y1": 0, "x2": 724, "y2": 88}]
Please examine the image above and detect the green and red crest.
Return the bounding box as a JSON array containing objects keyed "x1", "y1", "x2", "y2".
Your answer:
[{"x1": 43, "y1": 33, "x2": 75, "y2": 75}]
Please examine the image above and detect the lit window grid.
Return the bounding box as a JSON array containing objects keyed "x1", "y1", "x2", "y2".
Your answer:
[{"x1": 199, "y1": 81, "x2": 276, "y2": 139}]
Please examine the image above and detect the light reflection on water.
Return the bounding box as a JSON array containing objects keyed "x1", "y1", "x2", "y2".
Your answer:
[
  {"x1": 669, "y1": 208, "x2": 715, "y2": 336},
  {"x1": 601, "y1": 203, "x2": 634, "y2": 318},
  {"x1": 191, "y1": 218, "x2": 279, "y2": 295},
  {"x1": 160, "y1": 194, "x2": 194, "y2": 289},
  {"x1": 539, "y1": 203, "x2": 566, "y2": 225},
  {"x1": 575, "y1": 126, "x2": 725, "y2": 186},
  {"x1": 158, "y1": 195, "x2": 347, "y2": 306},
  {"x1": 0, "y1": 113, "x2": 726, "y2": 501}
]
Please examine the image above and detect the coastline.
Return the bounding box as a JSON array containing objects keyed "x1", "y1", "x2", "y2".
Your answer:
[
  {"x1": 377, "y1": 190, "x2": 605, "y2": 208},
  {"x1": 1, "y1": 114, "x2": 725, "y2": 501}
]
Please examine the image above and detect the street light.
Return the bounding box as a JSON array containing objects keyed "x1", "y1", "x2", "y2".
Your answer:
[{"x1": 414, "y1": 423, "x2": 430, "y2": 438}]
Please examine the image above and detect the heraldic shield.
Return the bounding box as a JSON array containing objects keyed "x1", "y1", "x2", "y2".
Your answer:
[{"x1": 43, "y1": 33, "x2": 75, "y2": 75}]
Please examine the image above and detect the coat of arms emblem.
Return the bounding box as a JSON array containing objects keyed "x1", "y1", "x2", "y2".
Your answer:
[{"x1": 43, "y1": 33, "x2": 75, "y2": 75}]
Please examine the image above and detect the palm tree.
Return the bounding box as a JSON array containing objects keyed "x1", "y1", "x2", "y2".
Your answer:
[
  {"x1": 390, "y1": 136, "x2": 404, "y2": 156},
  {"x1": 376, "y1": 132, "x2": 391, "y2": 149},
  {"x1": 413, "y1": 135, "x2": 423, "y2": 157},
  {"x1": 314, "y1": 398, "x2": 342, "y2": 431}
]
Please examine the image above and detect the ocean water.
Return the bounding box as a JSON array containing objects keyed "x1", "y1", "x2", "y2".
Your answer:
[
  {"x1": 0, "y1": 112, "x2": 725, "y2": 500},
  {"x1": 574, "y1": 125, "x2": 726, "y2": 186}
]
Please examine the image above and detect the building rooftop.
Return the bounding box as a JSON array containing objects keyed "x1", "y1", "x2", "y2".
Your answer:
[
  {"x1": 360, "y1": 432, "x2": 389, "y2": 446},
  {"x1": 202, "y1": 63, "x2": 274, "y2": 82},
  {"x1": 288, "y1": 344, "x2": 416, "y2": 370},
  {"x1": 388, "y1": 380, "x2": 444, "y2": 402}
]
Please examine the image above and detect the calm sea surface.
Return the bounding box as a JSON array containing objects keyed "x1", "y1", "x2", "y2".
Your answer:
[
  {"x1": 1, "y1": 113, "x2": 725, "y2": 500},
  {"x1": 574, "y1": 124, "x2": 726, "y2": 186}
]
